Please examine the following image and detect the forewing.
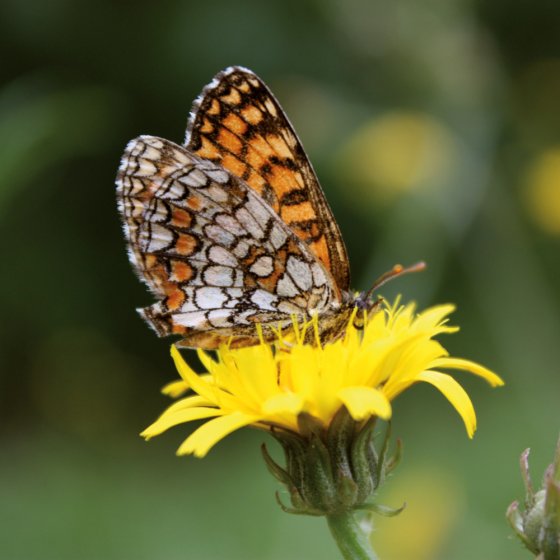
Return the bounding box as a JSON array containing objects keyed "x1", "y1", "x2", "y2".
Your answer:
[
  {"x1": 116, "y1": 135, "x2": 338, "y2": 347},
  {"x1": 185, "y1": 66, "x2": 350, "y2": 293}
]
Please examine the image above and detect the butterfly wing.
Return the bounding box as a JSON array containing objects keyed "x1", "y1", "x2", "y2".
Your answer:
[
  {"x1": 185, "y1": 66, "x2": 350, "y2": 295},
  {"x1": 116, "y1": 135, "x2": 339, "y2": 348}
]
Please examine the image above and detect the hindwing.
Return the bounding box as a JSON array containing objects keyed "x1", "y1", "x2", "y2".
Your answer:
[{"x1": 116, "y1": 135, "x2": 340, "y2": 348}]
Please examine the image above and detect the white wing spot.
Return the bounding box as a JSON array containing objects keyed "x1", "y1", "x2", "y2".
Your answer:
[
  {"x1": 236, "y1": 207, "x2": 264, "y2": 239},
  {"x1": 276, "y1": 274, "x2": 299, "y2": 298},
  {"x1": 287, "y1": 256, "x2": 312, "y2": 291},
  {"x1": 123, "y1": 197, "x2": 145, "y2": 219},
  {"x1": 179, "y1": 296, "x2": 199, "y2": 312},
  {"x1": 136, "y1": 160, "x2": 157, "y2": 177},
  {"x1": 250, "y1": 289, "x2": 278, "y2": 311},
  {"x1": 277, "y1": 300, "x2": 304, "y2": 314},
  {"x1": 204, "y1": 225, "x2": 235, "y2": 247},
  {"x1": 270, "y1": 223, "x2": 288, "y2": 250},
  {"x1": 311, "y1": 262, "x2": 328, "y2": 287},
  {"x1": 207, "y1": 309, "x2": 234, "y2": 327},
  {"x1": 195, "y1": 287, "x2": 228, "y2": 309},
  {"x1": 173, "y1": 310, "x2": 209, "y2": 328},
  {"x1": 245, "y1": 196, "x2": 272, "y2": 229},
  {"x1": 159, "y1": 179, "x2": 186, "y2": 200},
  {"x1": 179, "y1": 169, "x2": 207, "y2": 187},
  {"x1": 204, "y1": 265, "x2": 236, "y2": 287},
  {"x1": 206, "y1": 184, "x2": 230, "y2": 203},
  {"x1": 224, "y1": 287, "x2": 243, "y2": 307},
  {"x1": 144, "y1": 223, "x2": 173, "y2": 252},
  {"x1": 143, "y1": 145, "x2": 162, "y2": 160},
  {"x1": 234, "y1": 269, "x2": 244, "y2": 287},
  {"x1": 128, "y1": 177, "x2": 145, "y2": 196},
  {"x1": 146, "y1": 199, "x2": 168, "y2": 222},
  {"x1": 232, "y1": 240, "x2": 250, "y2": 258},
  {"x1": 173, "y1": 151, "x2": 192, "y2": 166},
  {"x1": 216, "y1": 214, "x2": 246, "y2": 236},
  {"x1": 249, "y1": 255, "x2": 274, "y2": 277},
  {"x1": 209, "y1": 245, "x2": 238, "y2": 267},
  {"x1": 138, "y1": 136, "x2": 164, "y2": 149},
  {"x1": 205, "y1": 168, "x2": 229, "y2": 184}
]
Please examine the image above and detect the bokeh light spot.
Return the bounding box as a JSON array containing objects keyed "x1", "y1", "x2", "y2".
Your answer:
[
  {"x1": 336, "y1": 111, "x2": 456, "y2": 205},
  {"x1": 525, "y1": 147, "x2": 560, "y2": 235}
]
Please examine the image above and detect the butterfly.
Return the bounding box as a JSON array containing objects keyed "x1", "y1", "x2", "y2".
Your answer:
[{"x1": 116, "y1": 67, "x2": 423, "y2": 349}]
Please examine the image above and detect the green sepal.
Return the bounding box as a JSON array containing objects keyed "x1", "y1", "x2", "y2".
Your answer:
[
  {"x1": 385, "y1": 438, "x2": 403, "y2": 476},
  {"x1": 357, "y1": 501, "x2": 406, "y2": 517},
  {"x1": 273, "y1": 429, "x2": 307, "y2": 502},
  {"x1": 327, "y1": 406, "x2": 355, "y2": 481},
  {"x1": 376, "y1": 421, "x2": 392, "y2": 484},
  {"x1": 275, "y1": 491, "x2": 323, "y2": 516},
  {"x1": 520, "y1": 448, "x2": 535, "y2": 509},
  {"x1": 304, "y1": 432, "x2": 337, "y2": 511},
  {"x1": 261, "y1": 443, "x2": 293, "y2": 485},
  {"x1": 335, "y1": 476, "x2": 360, "y2": 509},
  {"x1": 327, "y1": 407, "x2": 359, "y2": 507},
  {"x1": 351, "y1": 417, "x2": 377, "y2": 503},
  {"x1": 507, "y1": 501, "x2": 536, "y2": 551}
]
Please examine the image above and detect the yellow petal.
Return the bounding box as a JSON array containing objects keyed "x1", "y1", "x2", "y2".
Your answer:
[
  {"x1": 431, "y1": 357, "x2": 504, "y2": 387},
  {"x1": 141, "y1": 407, "x2": 221, "y2": 439},
  {"x1": 162, "y1": 374, "x2": 215, "y2": 397},
  {"x1": 156, "y1": 395, "x2": 214, "y2": 416},
  {"x1": 225, "y1": 345, "x2": 279, "y2": 404},
  {"x1": 414, "y1": 304, "x2": 457, "y2": 333},
  {"x1": 170, "y1": 345, "x2": 197, "y2": 380},
  {"x1": 338, "y1": 386, "x2": 392, "y2": 420},
  {"x1": 262, "y1": 393, "x2": 304, "y2": 416},
  {"x1": 389, "y1": 339, "x2": 448, "y2": 384},
  {"x1": 161, "y1": 380, "x2": 190, "y2": 397},
  {"x1": 197, "y1": 347, "x2": 220, "y2": 373},
  {"x1": 171, "y1": 346, "x2": 216, "y2": 401},
  {"x1": 177, "y1": 411, "x2": 258, "y2": 457},
  {"x1": 417, "y1": 371, "x2": 476, "y2": 437}
]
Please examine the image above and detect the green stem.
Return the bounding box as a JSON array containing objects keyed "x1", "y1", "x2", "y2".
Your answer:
[{"x1": 326, "y1": 512, "x2": 378, "y2": 560}]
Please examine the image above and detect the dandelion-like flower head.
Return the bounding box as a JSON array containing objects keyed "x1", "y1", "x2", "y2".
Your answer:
[{"x1": 142, "y1": 299, "x2": 503, "y2": 457}]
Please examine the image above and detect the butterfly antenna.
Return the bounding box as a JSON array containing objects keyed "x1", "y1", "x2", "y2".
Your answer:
[{"x1": 363, "y1": 261, "x2": 426, "y2": 303}]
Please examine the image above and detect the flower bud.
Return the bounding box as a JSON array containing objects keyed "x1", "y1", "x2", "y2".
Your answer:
[{"x1": 507, "y1": 437, "x2": 560, "y2": 558}]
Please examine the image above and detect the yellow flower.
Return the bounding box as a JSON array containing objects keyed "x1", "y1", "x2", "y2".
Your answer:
[{"x1": 141, "y1": 299, "x2": 503, "y2": 458}]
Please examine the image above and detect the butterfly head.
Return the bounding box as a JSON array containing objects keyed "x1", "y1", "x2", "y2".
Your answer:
[{"x1": 351, "y1": 262, "x2": 427, "y2": 329}]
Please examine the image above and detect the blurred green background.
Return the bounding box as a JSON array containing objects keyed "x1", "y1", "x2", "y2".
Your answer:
[{"x1": 1, "y1": 0, "x2": 560, "y2": 558}]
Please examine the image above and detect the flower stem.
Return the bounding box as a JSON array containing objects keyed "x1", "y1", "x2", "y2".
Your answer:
[{"x1": 326, "y1": 512, "x2": 378, "y2": 560}]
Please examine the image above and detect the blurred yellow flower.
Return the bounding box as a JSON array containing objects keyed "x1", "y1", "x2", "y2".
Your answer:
[
  {"x1": 336, "y1": 112, "x2": 456, "y2": 203},
  {"x1": 142, "y1": 299, "x2": 503, "y2": 457},
  {"x1": 374, "y1": 467, "x2": 463, "y2": 560},
  {"x1": 525, "y1": 147, "x2": 560, "y2": 235}
]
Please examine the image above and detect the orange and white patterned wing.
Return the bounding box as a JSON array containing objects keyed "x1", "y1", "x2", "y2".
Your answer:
[
  {"x1": 185, "y1": 66, "x2": 350, "y2": 295},
  {"x1": 116, "y1": 135, "x2": 339, "y2": 348}
]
